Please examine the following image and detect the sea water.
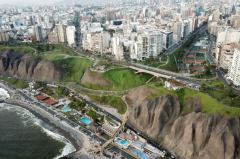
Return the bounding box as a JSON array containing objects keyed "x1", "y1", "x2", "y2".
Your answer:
[{"x1": 0, "y1": 89, "x2": 76, "y2": 159}]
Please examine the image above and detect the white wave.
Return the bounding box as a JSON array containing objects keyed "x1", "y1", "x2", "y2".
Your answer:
[
  {"x1": 0, "y1": 88, "x2": 9, "y2": 100},
  {"x1": 33, "y1": 119, "x2": 76, "y2": 159},
  {"x1": 0, "y1": 103, "x2": 76, "y2": 159}
]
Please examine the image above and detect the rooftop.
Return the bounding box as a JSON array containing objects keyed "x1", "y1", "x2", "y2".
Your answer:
[{"x1": 35, "y1": 94, "x2": 49, "y2": 100}]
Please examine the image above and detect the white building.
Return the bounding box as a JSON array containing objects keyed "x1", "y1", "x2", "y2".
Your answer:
[
  {"x1": 112, "y1": 37, "x2": 123, "y2": 60},
  {"x1": 228, "y1": 48, "x2": 240, "y2": 86},
  {"x1": 217, "y1": 28, "x2": 240, "y2": 44},
  {"x1": 173, "y1": 22, "x2": 182, "y2": 44},
  {"x1": 66, "y1": 26, "x2": 75, "y2": 46},
  {"x1": 130, "y1": 42, "x2": 143, "y2": 60}
]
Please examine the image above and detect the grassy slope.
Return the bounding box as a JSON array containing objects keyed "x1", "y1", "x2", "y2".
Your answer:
[
  {"x1": 53, "y1": 57, "x2": 93, "y2": 83},
  {"x1": 38, "y1": 54, "x2": 66, "y2": 61},
  {"x1": 90, "y1": 95, "x2": 127, "y2": 114},
  {"x1": 101, "y1": 69, "x2": 152, "y2": 91},
  {"x1": 0, "y1": 77, "x2": 29, "y2": 89},
  {"x1": 0, "y1": 46, "x2": 34, "y2": 54},
  {"x1": 147, "y1": 85, "x2": 240, "y2": 117}
]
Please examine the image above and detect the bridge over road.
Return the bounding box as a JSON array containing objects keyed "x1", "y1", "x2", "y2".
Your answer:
[{"x1": 128, "y1": 66, "x2": 171, "y2": 79}]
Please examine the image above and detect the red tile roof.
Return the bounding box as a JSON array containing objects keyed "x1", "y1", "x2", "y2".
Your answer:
[
  {"x1": 193, "y1": 71, "x2": 200, "y2": 75},
  {"x1": 35, "y1": 94, "x2": 49, "y2": 100},
  {"x1": 199, "y1": 49, "x2": 206, "y2": 52},
  {"x1": 43, "y1": 98, "x2": 58, "y2": 105},
  {"x1": 186, "y1": 59, "x2": 195, "y2": 63},
  {"x1": 193, "y1": 66, "x2": 202, "y2": 70}
]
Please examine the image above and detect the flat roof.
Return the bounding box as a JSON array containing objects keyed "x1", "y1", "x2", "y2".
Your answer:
[{"x1": 102, "y1": 122, "x2": 119, "y2": 134}]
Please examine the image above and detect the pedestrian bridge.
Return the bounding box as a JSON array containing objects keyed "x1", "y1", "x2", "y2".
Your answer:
[{"x1": 128, "y1": 66, "x2": 171, "y2": 79}]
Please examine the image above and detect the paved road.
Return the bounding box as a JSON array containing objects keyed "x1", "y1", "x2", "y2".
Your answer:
[
  {"x1": 0, "y1": 80, "x2": 142, "y2": 159},
  {"x1": 207, "y1": 35, "x2": 216, "y2": 65},
  {"x1": 167, "y1": 25, "x2": 207, "y2": 55}
]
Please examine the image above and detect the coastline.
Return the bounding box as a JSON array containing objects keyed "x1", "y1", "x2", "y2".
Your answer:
[{"x1": 3, "y1": 100, "x2": 87, "y2": 158}]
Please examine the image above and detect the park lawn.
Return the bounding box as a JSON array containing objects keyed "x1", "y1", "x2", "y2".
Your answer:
[
  {"x1": 136, "y1": 61, "x2": 165, "y2": 68},
  {"x1": 160, "y1": 55, "x2": 177, "y2": 72},
  {"x1": 0, "y1": 77, "x2": 29, "y2": 89},
  {"x1": 44, "y1": 54, "x2": 66, "y2": 61},
  {"x1": 192, "y1": 74, "x2": 216, "y2": 79},
  {"x1": 195, "y1": 80, "x2": 223, "y2": 87},
  {"x1": 147, "y1": 85, "x2": 240, "y2": 117},
  {"x1": 102, "y1": 69, "x2": 153, "y2": 91},
  {"x1": 53, "y1": 57, "x2": 93, "y2": 83},
  {"x1": 205, "y1": 89, "x2": 231, "y2": 105},
  {"x1": 39, "y1": 45, "x2": 77, "y2": 56},
  {"x1": 95, "y1": 61, "x2": 123, "y2": 70},
  {"x1": 0, "y1": 46, "x2": 34, "y2": 54},
  {"x1": 90, "y1": 95, "x2": 127, "y2": 114}
]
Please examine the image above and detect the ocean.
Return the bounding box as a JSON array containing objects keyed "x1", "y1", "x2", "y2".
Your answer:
[{"x1": 0, "y1": 103, "x2": 76, "y2": 159}]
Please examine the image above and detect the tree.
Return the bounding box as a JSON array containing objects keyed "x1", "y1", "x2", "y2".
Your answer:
[
  {"x1": 224, "y1": 88, "x2": 234, "y2": 98},
  {"x1": 200, "y1": 83, "x2": 206, "y2": 92}
]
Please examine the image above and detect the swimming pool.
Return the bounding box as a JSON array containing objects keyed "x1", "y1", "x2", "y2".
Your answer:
[
  {"x1": 131, "y1": 149, "x2": 149, "y2": 159},
  {"x1": 115, "y1": 138, "x2": 130, "y2": 149},
  {"x1": 120, "y1": 140, "x2": 127, "y2": 144},
  {"x1": 135, "y1": 141, "x2": 144, "y2": 148},
  {"x1": 80, "y1": 117, "x2": 92, "y2": 125},
  {"x1": 62, "y1": 107, "x2": 70, "y2": 112}
]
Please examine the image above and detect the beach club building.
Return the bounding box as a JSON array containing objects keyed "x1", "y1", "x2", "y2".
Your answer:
[{"x1": 101, "y1": 122, "x2": 119, "y2": 136}]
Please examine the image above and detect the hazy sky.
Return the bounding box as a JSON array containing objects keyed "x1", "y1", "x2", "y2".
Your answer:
[{"x1": 0, "y1": 0, "x2": 62, "y2": 5}]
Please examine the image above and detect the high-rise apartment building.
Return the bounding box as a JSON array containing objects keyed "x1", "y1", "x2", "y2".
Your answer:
[
  {"x1": 112, "y1": 37, "x2": 123, "y2": 60},
  {"x1": 173, "y1": 22, "x2": 182, "y2": 44},
  {"x1": 0, "y1": 31, "x2": 9, "y2": 42},
  {"x1": 228, "y1": 48, "x2": 240, "y2": 86},
  {"x1": 161, "y1": 30, "x2": 173, "y2": 49},
  {"x1": 66, "y1": 26, "x2": 75, "y2": 46},
  {"x1": 34, "y1": 25, "x2": 43, "y2": 42},
  {"x1": 56, "y1": 24, "x2": 67, "y2": 43},
  {"x1": 106, "y1": 10, "x2": 116, "y2": 21},
  {"x1": 213, "y1": 10, "x2": 220, "y2": 21}
]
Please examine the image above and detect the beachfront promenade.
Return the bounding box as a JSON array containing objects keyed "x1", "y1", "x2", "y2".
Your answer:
[{"x1": 0, "y1": 80, "x2": 137, "y2": 159}]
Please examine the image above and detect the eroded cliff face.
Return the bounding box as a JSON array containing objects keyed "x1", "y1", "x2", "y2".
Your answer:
[
  {"x1": 128, "y1": 95, "x2": 240, "y2": 159},
  {"x1": 0, "y1": 50, "x2": 64, "y2": 82}
]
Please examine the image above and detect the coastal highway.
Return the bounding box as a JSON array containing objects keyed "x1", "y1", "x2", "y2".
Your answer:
[{"x1": 1, "y1": 81, "x2": 137, "y2": 159}]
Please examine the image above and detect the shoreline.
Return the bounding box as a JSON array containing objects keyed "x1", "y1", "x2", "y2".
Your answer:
[{"x1": 3, "y1": 100, "x2": 86, "y2": 158}]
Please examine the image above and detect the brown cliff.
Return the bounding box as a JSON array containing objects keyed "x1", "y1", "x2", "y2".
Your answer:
[
  {"x1": 128, "y1": 95, "x2": 240, "y2": 159},
  {"x1": 0, "y1": 49, "x2": 64, "y2": 82}
]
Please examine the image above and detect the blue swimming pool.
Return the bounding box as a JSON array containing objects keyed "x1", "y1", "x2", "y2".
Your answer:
[
  {"x1": 80, "y1": 117, "x2": 92, "y2": 125},
  {"x1": 62, "y1": 107, "x2": 70, "y2": 112},
  {"x1": 131, "y1": 149, "x2": 149, "y2": 159},
  {"x1": 120, "y1": 140, "x2": 127, "y2": 144},
  {"x1": 135, "y1": 141, "x2": 144, "y2": 148}
]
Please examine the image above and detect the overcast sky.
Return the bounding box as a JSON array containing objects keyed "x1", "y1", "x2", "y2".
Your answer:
[{"x1": 0, "y1": 0, "x2": 62, "y2": 5}]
